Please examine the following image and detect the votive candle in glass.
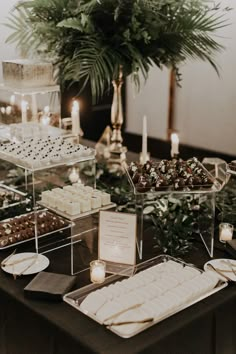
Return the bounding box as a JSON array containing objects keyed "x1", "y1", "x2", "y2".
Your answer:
[
  {"x1": 90, "y1": 260, "x2": 106, "y2": 284},
  {"x1": 219, "y1": 223, "x2": 234, "y2": 243}
]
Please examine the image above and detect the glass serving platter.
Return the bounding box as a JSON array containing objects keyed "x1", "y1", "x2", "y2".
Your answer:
[
  {"x1": 0, "y1": 209, "x2": 72, "y2": 250},
  {"x1": 63, "y1": 255, "x2": 227, "y2": 338},
  {"x1": 38, "y1": 201, "x2": 116, "y2": 221},
  {"x1": 124, "y1": 160, "x2": 223, "y2": 195}
]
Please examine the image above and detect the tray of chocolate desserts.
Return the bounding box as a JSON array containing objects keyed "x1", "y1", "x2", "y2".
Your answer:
[
  {"x1": 38, "y1": 184, "x2": 116, "y2": 220},
  {"x1": 0, "y1": 209, "x2": 72, "y2": 249},
  {"x1": 125, "y1": 157, "x2": 222, "y2": 194},
  {"x1": 0, "y1": 137, "x2": 95, "y2": 171},
  {"x1": 0, "y1": 184, "x2": 29, "y2": 210},
  {"x1": 64, "y1": 255, "x2": 227, "y2": 338}
]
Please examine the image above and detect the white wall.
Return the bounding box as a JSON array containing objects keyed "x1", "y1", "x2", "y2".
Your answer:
[
  {"x1": 126, "y1": 0, "x2": 236, "y2": 157},
  {"x1": 1, "y1": 1, "x2": 236, "y2": 156},
  {"x1": 0, "y1": 0, "x2": 19, "y2": 81},
  {"x1": 174, "y1": 0, "x2": 236, "y2": 156},
  {"x1": 126, "y1": 66, "x2": 170, "y2": 141}
]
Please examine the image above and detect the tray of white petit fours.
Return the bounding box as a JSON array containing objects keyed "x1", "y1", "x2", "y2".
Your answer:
[
  {"x1": 63, "y1": 255, "x2": 227, "y2": 338},
  {"x1": 38, "y1": 184, "x2": 116, "y2": 220},
  {"x1": 0, "y1": 137, "x2": 95, "y2": 171}
]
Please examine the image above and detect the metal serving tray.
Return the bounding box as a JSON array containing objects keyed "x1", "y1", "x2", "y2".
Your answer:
[
  {"x1": 63, "y1": 255, "x2": 227, "y2": 338},
  {"x1": 0, "y1": 209, "x2": 72, "y2": 250}
]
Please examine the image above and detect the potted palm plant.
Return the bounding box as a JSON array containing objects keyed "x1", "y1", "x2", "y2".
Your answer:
[{"x1": 6, "y1": 0, "x2": 229, "y2": 155}]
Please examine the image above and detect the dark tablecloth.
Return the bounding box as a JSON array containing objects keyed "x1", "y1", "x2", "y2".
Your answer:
[{"x1": 0, "y1": 239, "x2": 236, "y2": 354}]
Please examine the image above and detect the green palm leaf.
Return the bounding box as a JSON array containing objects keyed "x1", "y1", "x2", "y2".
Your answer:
[{"x1": 4, "y1": 0, "x2": 230, "y2": 101}]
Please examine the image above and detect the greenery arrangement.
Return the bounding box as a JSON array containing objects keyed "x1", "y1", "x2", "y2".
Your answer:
[
  {"x1": 6, "y1": 0, "x2": 229, "y2": 101},
  {"x1": 216, "y1": 175, "x2": 236, "y2": 225}
]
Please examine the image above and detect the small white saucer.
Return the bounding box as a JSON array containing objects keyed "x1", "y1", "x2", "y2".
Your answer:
[
  {"x1": 1, "y1": 252, "x2": 49, "y2": 276},
  {"x1": 204, "y1": 258, "x2": 236, "y2": 282}
]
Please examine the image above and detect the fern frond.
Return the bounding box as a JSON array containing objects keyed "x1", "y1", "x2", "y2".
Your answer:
[{"x1": 4, "y1": 0, "x2": 230, "y2": 101}]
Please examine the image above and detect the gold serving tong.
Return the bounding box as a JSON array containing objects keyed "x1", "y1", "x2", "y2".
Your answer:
[
  {"x1": 1, "y1": 248, "x2": 17, "y2": 267},
  {"x1": 107, "y1": 317, "x2": 154, "y2": 327},
  {"x1": 14, "y1": 255, "x2": 38, "y2": 279},
  {"x1": 1, "y1": 254, "x2": 37, "y2": 268},
  {"x1": 207, "y1": 263, "x2": 233, "y2": 282},
  {"x1": 1, "y1": 250, "x2": 38, "y2": 279},
  {"x1": 221, "y1": 260, "x2": 236, "y2": 277}
]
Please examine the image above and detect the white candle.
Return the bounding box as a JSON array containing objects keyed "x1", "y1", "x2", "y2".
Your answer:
[
  {"x1": 31, "y1": 93, "x2": 38, "y2": 121},
  {"x1": 90, "y1": 260, "x2": 106, "y2": 283},
  {"x1": 219, "y1": 223, "x2": 234, "y2": 242},
  {"x1": 142, "y1": 115, "x2": 148, "y2": 163},
  {"x1": 71, "y1": 100, "x2": 80, "y2": 136},
  {"x1": 171, "y1": 132, "x2": 179, "y2": 158},
  {"x1": 69, "y1": 167, "x2": 79, "y2": 183},
  {"x1": 21, "y1": 100, "x2": 28, "y2": 123},
  {"x1": 10, "y1": 95, "x2": 15, "y2": 106},
  {"x1": 41, "y1": 106, "x2": 50, "y2": 126},
  {"x1": 6, "y1": 106, "x2": 12, "y2": 115},
  {"x1": 44, "y1": 106, "x2": 50, "y2": 115}
]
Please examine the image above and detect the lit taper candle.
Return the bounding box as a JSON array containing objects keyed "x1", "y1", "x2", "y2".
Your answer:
[
  {"x1": 71, "y1": 100, "x2": 80, "y2": 137},
  {"x1": 21, "y1": 100, "x2": 28, "y2": 123},
  {"x1": 142, "y1": 115, "x2": 148, "y2": 163},
  {"x1": 171, "y1": 132, "x2": 179, "y2": 158}
]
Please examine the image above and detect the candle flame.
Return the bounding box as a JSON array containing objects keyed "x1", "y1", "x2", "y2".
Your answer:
[
  {"x1": 10, "y1": 95, "x2": 15, "y2": 105},
  {"x1": 72, "y1": 100, "x2": 79, "y2": 111},
  {"x1": 44, "y1": 106, "x2": 50, "y2": 115},
  {"x1": 171, "y1": 133, "x2": 179, "y2": 144},
  {"x1": 21, "y1": 100, "x2": 28, "y2": 111}
]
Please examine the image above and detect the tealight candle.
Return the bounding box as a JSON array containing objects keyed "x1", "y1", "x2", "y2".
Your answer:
[
  {"x1": 41, "y1": 106, "x2": 51, "y2": 126},
  {"x1": 10, "y1": 95, "x2": 15, "y2": 106},
  {"x1": 171, "y1": 132, "x2": 179, "y2": 158},
  {"x1": 6, "y1": 106, "x2": 12, "y2": 115},
  {"x1": 69, "y1": 167, "x2": 80, "y2": 183},
  {"x1": 90, "y1": 260, "x2": 106, "y2": 284},
  {"x1": 219, "y1": 223, "x2": 234, "y2": 243}
]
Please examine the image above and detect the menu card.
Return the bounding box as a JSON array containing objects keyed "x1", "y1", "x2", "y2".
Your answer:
[{"x1": 98, "y1": 211, "x2": 136, "y2": 265}]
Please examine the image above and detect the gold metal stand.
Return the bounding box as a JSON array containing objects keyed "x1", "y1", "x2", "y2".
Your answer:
[{"x1": 109, "y1": 68, "x2": 127, "y2": 162}]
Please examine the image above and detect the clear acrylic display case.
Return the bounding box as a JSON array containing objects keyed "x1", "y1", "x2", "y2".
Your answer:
[
  {"x1": 124, "y1": 162, "x2": 225, "y2": 259},
  {"x1": 0, "y1": 84, "x2": 62, "y2": 141},
  {"x1": 0, "y1": 137, "x2": 98, "y2": 254},
  {"x1": 217, "y1": 164, "x2": 236, "y2": 229}
]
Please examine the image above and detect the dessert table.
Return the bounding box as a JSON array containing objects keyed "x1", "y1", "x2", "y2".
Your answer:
[
  {"x1": 0, "y1": 234, "x2": 236, "y2": 354},
  {"x1": 0, "y1": 140, "x2": 235, "y2": 354}
]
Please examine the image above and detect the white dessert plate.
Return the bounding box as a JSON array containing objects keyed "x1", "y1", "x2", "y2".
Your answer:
[
  {"x1": 204, "y1": 259, "x2": 236, "y2": 281},
  {"x1": 1, "y1": 252, "x2": 49, "y2": 276}
]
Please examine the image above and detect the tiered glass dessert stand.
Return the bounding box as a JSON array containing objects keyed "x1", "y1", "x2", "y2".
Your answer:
[{"x1": 0, "y1": 136, "x2": 106, "y2": 258}]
